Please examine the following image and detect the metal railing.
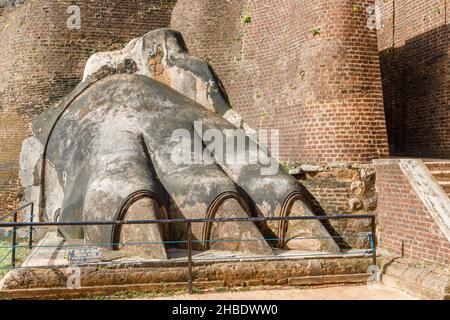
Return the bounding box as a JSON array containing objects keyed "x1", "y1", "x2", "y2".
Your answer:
[
  {"x1": 0, "y1": 213, "x2": 376, "y2": 294},
  {"x1": 0, "y1": 202, "x2": 34, "y2": 268}
]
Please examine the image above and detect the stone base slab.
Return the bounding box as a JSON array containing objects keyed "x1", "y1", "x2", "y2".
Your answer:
[
  {"x1": 381, "y1": 255, "x2": 450, "y2": 300},
  {"x1": 0, "y1": 273, "x2": 371, "y2": 300},
  {"x1": 0, "y1": 231, "x2": 375, "y2": 299}
]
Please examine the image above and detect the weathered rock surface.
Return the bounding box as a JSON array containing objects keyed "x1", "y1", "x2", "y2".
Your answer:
[{"x1": 19, "y1": 29, "x2": 340, "y2": 258}]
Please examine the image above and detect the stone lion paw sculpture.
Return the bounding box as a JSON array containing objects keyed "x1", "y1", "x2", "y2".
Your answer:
[{"x1": 20, "y1": 29, "x2": 340, "y2": 259}]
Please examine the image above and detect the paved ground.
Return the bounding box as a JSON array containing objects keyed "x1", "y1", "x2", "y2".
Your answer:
[
  {"x1": 24, "y1": 231, "x2": 370, "y2": 267},
  {"x1": 150, "y1": 284, "x2": 419, "y2": 300}
]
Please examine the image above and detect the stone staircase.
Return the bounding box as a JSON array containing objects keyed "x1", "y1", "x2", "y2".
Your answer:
[{"x1": 424, "y1": 161, "x2": 450, "y2": 197}]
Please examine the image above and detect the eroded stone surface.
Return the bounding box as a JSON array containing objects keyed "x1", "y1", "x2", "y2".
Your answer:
[
  {"x1": 381, "y1": 254, "x2": 450, "y2": 300},
  {"x1": 82, "y1": 28, "x2": 246, "y2": 130},
  {"x1": 118, "y1": 198, "x2": 167, "y2": 259},
  {"x1": 18, "y1": 29, "x2": 341, "y2": 259}
]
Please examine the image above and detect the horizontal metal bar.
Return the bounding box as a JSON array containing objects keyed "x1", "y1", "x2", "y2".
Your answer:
[
  {"x1": 0, "y1": 202, "x2": 33, "y2": 222},
  {"x1": 0, "y1": 250, "x2": 375, "y2": 271},
  {"x1": 1, "y1": 234, "x2": 372, "y2": 250},
  {"x1": 0, "y1": 213, "x2": 375, "y2": 228}
]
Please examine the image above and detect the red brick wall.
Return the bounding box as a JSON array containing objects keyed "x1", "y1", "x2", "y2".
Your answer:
[
  {"x1": 375, "y1": 161, "x2": 450, "y2": 268},
  {"x1": 0, "y1": 0, "x2": 391, "y2": 214},
  {"x1": 0, "y1": 0, "x2": 176, "y2": 214},
  {"x1": 378, "y1": 0, "x2": 449, "y2": 158},
  {"x1": 172, "y1": 0, "x2": 389, "y2": 165}
]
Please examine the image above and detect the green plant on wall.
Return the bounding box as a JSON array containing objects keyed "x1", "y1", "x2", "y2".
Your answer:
[
  {"x1": 299, "y1": 70, "x2": 306, "y2": 80},
  {"x1": 241, "y1": 15, "x2": 252, "y2": 25},
  {"x1": 310, "y1": 27, "x2": 321, "y2": 36},
  {"x1": 280, "y1": 162, "x2": 296, "y2": 172},
  {"x1": 352, "y1": 5, "x2": 361, "y2": 13},
  {"x1": 434, "y1": 6, "x2": 441, "y2": 14}
]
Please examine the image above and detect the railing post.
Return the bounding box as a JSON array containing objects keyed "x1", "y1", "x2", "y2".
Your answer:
[
  {"x1": 11, "y1": 211, "x2": 17, "y2": 269},
  {"x1": 370, "y1": 216, "x2": 377, "y2": 267},
  {"x1": 28, "y1": 203, "x2": 34, "y2": 250},
  {"x1": 187, "y1": 222, "x2": 193, "y2": 294}
]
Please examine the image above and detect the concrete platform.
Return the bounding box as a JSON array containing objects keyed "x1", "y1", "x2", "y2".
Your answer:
[
  {"x1": 380, "y1": 254, "x2": 450, "y2": 300},
  {"x1": 152, "y1": 284, "x2": 419, "y2": 300},
  {"x1": 0, "y1": 232, "x2": 375, "y2": 299},
  {"x1": 22, "y1": 232, "x2": 374, "y2": 268}
]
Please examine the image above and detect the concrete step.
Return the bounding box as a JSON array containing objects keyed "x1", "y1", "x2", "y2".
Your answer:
[
  {"x1": 438, "y1": 181, "x2": 450, "y2": 195},
  {"x1": 424, "y1": 161, "x2": 450, "y2": 171},
  {"x1": 429, "y1": 170, "x2": 450, "y2": 182},
  {"x1": 424, "y1": 161, "x2": 450, "y2": 196}
]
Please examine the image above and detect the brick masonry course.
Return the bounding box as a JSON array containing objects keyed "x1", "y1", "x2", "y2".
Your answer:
[
  {"x1": 378, "y1": 0, "x2": 450, "y2": 158},
  {"x1": 374, "y1": 160, "x2": 450, "y2": 268},
  {"x1": 172, "y1": 0, "x2": 389, "y2": 165},
  {"x1": 0, "y1": 0, "x2": 176, "y2": 215}
]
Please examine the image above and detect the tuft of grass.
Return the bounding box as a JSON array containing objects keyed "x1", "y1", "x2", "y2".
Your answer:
[
  {"x1": 86, "y1": 288, "x2": 182, "y2": 300},
  {"x1": 299, "y1": 70, "x2": 306, "y2": 80},
  {"x1": 241, "y1": 15, "x2": 252, "y2": 25},
  {"x1": 0, "y1": 246, "x2": 11, "y2": 278},
  {"x1": 309, "y1": 27, "x2": 321, "y2": 36},
  {"x1": 0, "y1": 242, "x2": 30, "y2": 279},
  {"x1": 280, "y1": 162, "x2": 296, "y2": 172},
  {"x1": 352, "y1": 5, "x2": 361, "y2": 13}
]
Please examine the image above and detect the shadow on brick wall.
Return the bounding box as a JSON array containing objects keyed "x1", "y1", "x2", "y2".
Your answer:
[{"x1": 380, "y1": 24, "x2": 449, "y2": 159}]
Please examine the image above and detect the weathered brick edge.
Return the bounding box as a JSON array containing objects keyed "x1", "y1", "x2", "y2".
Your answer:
[{"x1": 380, "y1": 255, "x2": 449, "y2": 300}]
